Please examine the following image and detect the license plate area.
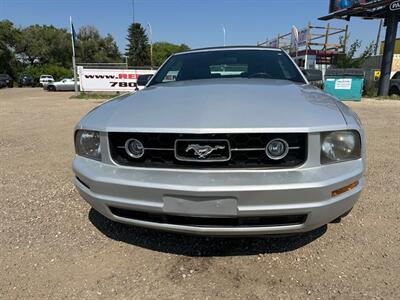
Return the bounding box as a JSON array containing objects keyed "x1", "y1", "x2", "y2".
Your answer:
[{"x1": 163, "y1": 195, "x2": 237, "y2": 217}]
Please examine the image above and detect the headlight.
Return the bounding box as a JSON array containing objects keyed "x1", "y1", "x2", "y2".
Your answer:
[
  {"x1": 321, "y1": 130, "x2": 361, "y2": 164},
  {"x1": 75, "y1": 130, "x2": 101, "y2": 161}
]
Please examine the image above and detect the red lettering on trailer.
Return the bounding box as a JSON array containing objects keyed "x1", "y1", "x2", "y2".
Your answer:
[{"x1": 118, "y1": 74, "x2": 138, "y2": 79}]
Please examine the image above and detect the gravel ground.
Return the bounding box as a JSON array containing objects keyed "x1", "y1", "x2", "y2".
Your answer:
[{"x1": 1, "y1": 88, "x2": 399, "y2": 299}]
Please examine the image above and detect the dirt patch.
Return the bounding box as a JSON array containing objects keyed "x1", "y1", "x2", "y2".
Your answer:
[{"x1": 1, "y1": 88, "x2": 399, "y2": 299}]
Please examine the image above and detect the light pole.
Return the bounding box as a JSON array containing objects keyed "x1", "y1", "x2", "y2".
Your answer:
[
  {"x1": 147, "y1": 22, "x2": 153, "y2": 69},
  {"x1": 222, "y1": 25, "x2": 226, "y2": 46},
  {"x1": 132, "y1": 0, "x2": 135, "y2": 24}
]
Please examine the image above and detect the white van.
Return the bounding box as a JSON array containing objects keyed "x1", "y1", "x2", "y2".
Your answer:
[{"x1": 39, "y1": 75, "x2": 54, "y2": 87}]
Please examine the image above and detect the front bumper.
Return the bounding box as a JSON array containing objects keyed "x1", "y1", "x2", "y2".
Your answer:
[{"x1": 73, "y1": 155, "x2": 364, "y2": 236}]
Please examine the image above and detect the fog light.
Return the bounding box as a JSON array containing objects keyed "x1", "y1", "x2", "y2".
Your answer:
[
  {"x1": 331, "y1": 181, "x2": 359, "y2": 197},
  {"x1": 125, "y1": 138, "x2": 144, "y2": 158},
  {"x1": 266, "y1": 138, "x2": 289, "y2": 160}
]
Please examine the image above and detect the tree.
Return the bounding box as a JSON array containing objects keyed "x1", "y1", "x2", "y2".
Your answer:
[
  {"x1": 336, "y1": 39, "x2": 374, "y2": 68},
  {"x1": 153, "y1": 42, "x2": 190, "y2": 66},
  {"x1": 125, "y1": 23, "x2": 150, "y2": 66},
  {"x1": 0, "y1": 21, "x2": 121, "y2": 80},
  {"x1": 15, "y1": 25, "x2": 72, "y2": 67},
  {"x1": 76, "y1": 25, "x2": 121, "y2": 63},
  {"x1": 0, "y1": 20, "x2": 21, "y2": 76}
]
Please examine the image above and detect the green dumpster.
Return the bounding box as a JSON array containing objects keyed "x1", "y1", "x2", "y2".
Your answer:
[{"x1": 324, "y1": 69, "x2": 365, "y2": 101}]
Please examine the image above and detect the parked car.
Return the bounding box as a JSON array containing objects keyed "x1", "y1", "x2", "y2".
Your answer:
[
  {"x1": 0, "y1": 74, "x2": 14, "y2": 88},
  {"x1": 389, "y1": 71, "x2": 400, "y2": 95},
  {"x1": 18, "y1": 75, "x2": 35, "y2": 87},
  {"x1": 135, "y1": 74, "x2": 153, "y2": 91},
  {"x1": 39, "y1": 75, "x2": 54, "y2": 88},
  {"x1": 73, "y1": 46, "x2": 365, "y2": 236},
  {"x1": 47, "y1": 78, "x2": 79, "y2": 91},
  {"x1": 0, "y1": 80, "x2": 7, "y2": 89}
]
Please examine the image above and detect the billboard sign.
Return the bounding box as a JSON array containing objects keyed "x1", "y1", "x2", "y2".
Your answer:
[
  {"x1": 78, "y1": 68, "x2": 156, "y2": 92},
  {"x1": 298, "y1": 27, "x2": 310, "y2": 47},
  {"x1": 290, "y1": 26, "x2": 299, "y2": 50},
  {"x1": 290, "y1": 26, "x2": 310, "y2": 50},
  {"x1": 329, "y1": 0, "x2": 376, "y2": 13}
]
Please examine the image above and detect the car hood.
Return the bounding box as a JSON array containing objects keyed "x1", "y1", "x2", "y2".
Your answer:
[{"x1": 78, "y1": 79, "x2": 347, "y2": 133}]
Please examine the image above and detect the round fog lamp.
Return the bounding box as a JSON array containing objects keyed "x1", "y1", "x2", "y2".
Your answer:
[
  {"x1": 125, "y1": 139, "x2": 145, "y2": 158},
  {"x1": 266, "y1": 139, "x2": 289, "y2": 160}
]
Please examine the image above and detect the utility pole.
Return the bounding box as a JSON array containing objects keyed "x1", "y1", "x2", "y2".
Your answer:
[
  {"x1": 69, "y1": 16, "x2": 78, "y2": 96},
  {"x1": 343, "y1": 24, "x2": 349, "y2": 52},
  {"x1": 222, "y1": 25, "x2": 226, "y2": 46},
  {"x1": 132, "y1": 0, "x2": 135, "y2": 24},
  {"x1": 147, "y1": 22, "x2": 153, "y2": 69},
  {"x1": 130, "y1": 0, "x2": 135, "y2": 67},
  {"x1": 378, "y1": 11, "x2": 399, "y2": 96},
  {"x1": 374, "y1": 20, "x2": 383, "y2": 56}
]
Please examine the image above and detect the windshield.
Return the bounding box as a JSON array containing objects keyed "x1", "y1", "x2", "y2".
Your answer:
[{"x1": 149, "y1": 49, "x2": 305, "y2": 85}]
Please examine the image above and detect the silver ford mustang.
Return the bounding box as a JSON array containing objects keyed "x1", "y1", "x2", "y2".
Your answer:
[{"x1": 73, "y1": 47, "x2": 365, "y2": 236}]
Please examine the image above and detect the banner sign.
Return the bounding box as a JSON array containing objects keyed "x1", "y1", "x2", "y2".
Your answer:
[
  {"x1": 329, "y1": 0, "x2": 377, "y2": 13},
  {"x1": 290, "y1": 26, "x2": 310, "y2": 50},
  {"x1": 297, "y1": 27, "x2": 310, "y2": 47},
  {"x1": 78, "y1": 68, "x2": 157, "y2": 92},
  {"x1": 291, "y1": 26, "x2": 299, "y2": 50}
]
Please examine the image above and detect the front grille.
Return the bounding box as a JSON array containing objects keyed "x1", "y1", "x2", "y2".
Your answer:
[
  {"x1": 108, "y1": 132, "x2": 307, "y2": 169},
  {"x1": 109, "y1": 206, "x2": 307, "y2": 227}
]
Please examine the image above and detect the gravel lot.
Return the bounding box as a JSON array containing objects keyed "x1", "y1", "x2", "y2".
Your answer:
[{"x1": 1, "y1": 88, "x2": 399, "y2": 299}]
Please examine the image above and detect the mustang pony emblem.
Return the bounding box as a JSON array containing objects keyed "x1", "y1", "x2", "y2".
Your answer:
[{"x1": 185, "y1": 144, "x2": 226, "y2": 159}]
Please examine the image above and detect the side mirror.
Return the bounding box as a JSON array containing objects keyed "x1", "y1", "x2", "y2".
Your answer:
[
  {"x1": 302, "y1": 69, "x2": 323, "y2": 82},
  {"x1": 137, "y1": 74, "x2": 152, "y2": 87}
]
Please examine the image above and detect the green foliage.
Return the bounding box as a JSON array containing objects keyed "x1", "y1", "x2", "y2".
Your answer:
[
  {"x1": 16, "y1": 24, "x2": 72, "y2": 67},
  {"x1": 125, "y1": 23, "x2": 151, "y2": 66},
  {"x1": 363, "y1": 78, "x2": 378, "y2": 97},
  {"x1": 336, "y1": 39, "x2": 374, "y2": 68},
  {"x1": 1, "y1": 19, "x2": 191, "y2": 80},
  {"x1": 0, "y1": 19, "x2": 124, "y2": 80},
  {"x1": 76, "y1": 26, "x2": 121, "y2": 63},
  {"x1": 23, "y1": 64, "x2": 73, "y2": 81},
  {"x1": 153, "y1": 42, "x2": 190, "y2": 66},
  {"x1": 0, "y1": 20, "x2": 21, "y2": 77}
]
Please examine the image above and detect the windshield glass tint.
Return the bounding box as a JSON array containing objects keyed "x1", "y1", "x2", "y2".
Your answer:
[{"x1": 150, "y1": 49, "x2": 305, "y2": 85}]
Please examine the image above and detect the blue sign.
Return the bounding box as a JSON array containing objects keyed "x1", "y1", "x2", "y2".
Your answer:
[{"x1": 329, "y1": 0, "x2": 376, "y2": 13}]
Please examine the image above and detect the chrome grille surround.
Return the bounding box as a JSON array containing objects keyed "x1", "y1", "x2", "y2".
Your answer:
[{"x1": 109, "y1": 132, "x2": 307, "y2": 169}]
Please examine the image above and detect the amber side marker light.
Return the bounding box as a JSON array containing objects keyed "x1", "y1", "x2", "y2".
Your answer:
[{"x1": 331, "y1": 181, "x2": 359, "y2": 198}]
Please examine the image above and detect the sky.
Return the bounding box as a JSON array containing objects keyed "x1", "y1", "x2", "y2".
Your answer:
[{"x1": 1, "y1": 0, "x2": 398, "y2": 54}]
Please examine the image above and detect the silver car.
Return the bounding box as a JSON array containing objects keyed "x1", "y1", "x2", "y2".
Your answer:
[
  {"x1": 73, "y1": 47, "x2": 365, "y2": 236},
  {"x1": 47, "y1": 78, "x2": 79, "y2": 91}
]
